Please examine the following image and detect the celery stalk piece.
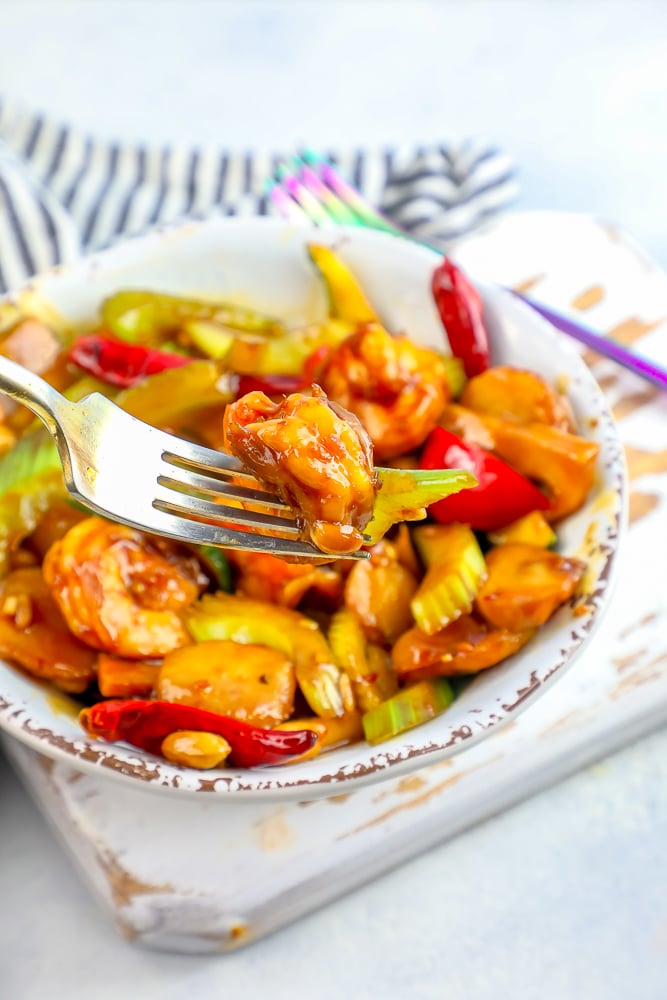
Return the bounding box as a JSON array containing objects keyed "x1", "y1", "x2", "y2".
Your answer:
[
  {"x1": 365, "y1": 468, "x2": 477, "y2": 545},
  {"x1": 362, "y1": 679, "x2": 454, "y2": 745},
  {"x1": 181, "y1": 320, "x2": 235, "y2": 360},
  {"x1": 410, "y1": 524, "x2": 487, "y2": 636},
  {"x1": 101, "y1": 290, "x2": 285, "y2": 344},
  {"x1": 328, "y1": 608, "x2": 398, "y2": 712},
  {"x1": 0, "y1": 431, "x2": 66, "y2": 573}
]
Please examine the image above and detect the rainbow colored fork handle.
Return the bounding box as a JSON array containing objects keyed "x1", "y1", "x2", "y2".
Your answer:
[
  {"x1": 267, "y1": 150, "x2": 667, "y2": 392},
  {"x1": 513, "y1": 296, "x2": 667, "y2": 390}
]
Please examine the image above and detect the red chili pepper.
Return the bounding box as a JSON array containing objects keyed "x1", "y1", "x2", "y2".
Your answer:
[
  {"x1": 236, "y1": 374, "x2": 303, "y2": 397},
  {"x1": 301, "y1": 344, "x2": 333, "y2": 383},
  {"x1": 80, "y1": 699, "x2": 318, "y2": 768},
  {"x1": 69, "y1": 334, "x2": 191, "y2": 388},
  {"x1": 420, "y1": 426, "x2": 550, "y2": 531},
  {"x1": 432, "y1": 259, "x2": 490, "y2": 378}
]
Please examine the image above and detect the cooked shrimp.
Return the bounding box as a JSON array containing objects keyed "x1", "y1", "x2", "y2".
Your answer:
[
  {"x1": 228, "y1": 549, "x2": 343, "y2": 608},
  {"x1": 42, "y1": 517, "x2": 205, "y2": 658},
  {"x1": 0, "y1": 568, "x2": 97, "y2": 692},
  {"x1": 224, "y1": 384, "x2": 378, "y2": 555},
  {"x1": 320, "y1": 323, "x2": 450, "y2": 460}
]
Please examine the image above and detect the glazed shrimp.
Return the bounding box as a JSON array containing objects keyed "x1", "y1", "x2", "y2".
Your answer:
[
  {"x1": 42, "y1": 517, "x2": 205, "y2": 658},
  {"x1": 320, "y1": 323, "x2": 450, "y2": 460}
]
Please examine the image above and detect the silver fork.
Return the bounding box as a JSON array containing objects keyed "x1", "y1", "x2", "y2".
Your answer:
[
  {"x1": 267, "y1": 151, "x2": 667, "y2": 392},
  {"x1": 0, "y1": 354, "x2": 367, "y2": 560}
]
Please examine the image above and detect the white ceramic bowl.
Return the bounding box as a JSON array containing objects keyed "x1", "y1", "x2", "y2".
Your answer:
[{"x1": 0, "y1": 218, "x2": 626, "y2": 800}]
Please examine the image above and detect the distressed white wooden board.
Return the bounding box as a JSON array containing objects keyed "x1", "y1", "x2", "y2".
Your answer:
[{"x1": 5, "y1": 210, "x2": 667, "y2": 953}]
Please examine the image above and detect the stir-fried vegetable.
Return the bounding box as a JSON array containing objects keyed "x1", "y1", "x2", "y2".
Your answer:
[
  {"x1": 410, "y1": 524, "x2": 487, "y2": 636},
  {"x1": 362, "y1": 679, "x2": 455, "y2": 745},
  {"x1": 80, "y1": 698, "x2": 318, "y2": 767},
  {"x1": 69, "y1": 334, "x2": 190, "y2": 387},
  {"x1": 432, "y1": 258, "x2": 490, "y2": 377},
  {"x1": 101, "y1": 289, "x2": 285, "y2": 343},
  {"x1": 420, "y1": 426, "x2": 550, "y2": 530}
]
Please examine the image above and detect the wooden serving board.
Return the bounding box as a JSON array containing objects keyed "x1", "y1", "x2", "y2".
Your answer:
[{"x1": 5, "y1": 211, "x2": 667, "y2": 953}]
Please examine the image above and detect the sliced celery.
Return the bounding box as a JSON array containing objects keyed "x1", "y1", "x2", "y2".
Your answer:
[
  {"x1": 225, "y1": 320, "x2": 352, "y2": 376},
  {"x1": 365, "y1": 468, "x2": 477, "y2": 545},
  {"x1": 362, "y1": 679, "x2": 454, "y2": 745},
  {"x1": 181, "y1": 320, "x2": 235, "y2": 360},
  {"x1": 101, "y1": 290, "x2": 284, "y2": 344},
  {"x1": 328, "y1": 608, "x2": 392, "y2": 712},
  {"x1": 0, "y1": 431, "x2": 66, "y2": 573},
  {"x1": 411, "y1": 524, "x2": 487, "y2": 635}
]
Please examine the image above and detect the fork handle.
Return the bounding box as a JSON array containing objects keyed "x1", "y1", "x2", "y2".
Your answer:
[{"x1": 0, "y1": 354, "x2": 67, "y2": 438}]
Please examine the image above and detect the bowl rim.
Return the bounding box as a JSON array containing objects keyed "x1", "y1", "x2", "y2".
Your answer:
[{"x1": 0, "y1": 215, "x2": 628, "y2": 800}]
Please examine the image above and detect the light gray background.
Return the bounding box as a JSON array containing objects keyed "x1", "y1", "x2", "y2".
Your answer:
[{"x1": 2, "y1": 2, "x2": 667, "y2": 997}]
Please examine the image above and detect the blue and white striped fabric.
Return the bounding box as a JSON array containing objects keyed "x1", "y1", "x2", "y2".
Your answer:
[{"x1": 0, "y1": 100, "x2": 519, "y2": 294}]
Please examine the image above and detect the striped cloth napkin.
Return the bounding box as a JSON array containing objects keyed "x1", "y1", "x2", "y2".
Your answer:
[{"x1": 0, "y1": 100, "x2": 519, "y2": 294}]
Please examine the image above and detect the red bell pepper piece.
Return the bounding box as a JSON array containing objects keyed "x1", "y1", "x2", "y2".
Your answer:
[
  {"x1": 420, "y1": 426, "x2": 550, "y2": 531},
  {"x1": 432, "y1": 259, "x2": 490, "y2": 378},
  {"x1": 69, "y1": 334, "x2": 191, "y2": 388},
  {"x1": 80, "y1": 699, "x2": 318, "y2": 768}
]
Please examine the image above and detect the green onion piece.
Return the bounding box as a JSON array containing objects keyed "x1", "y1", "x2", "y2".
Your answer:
[
  {"x1": 362, "y1": 679, "x2": 455, "y2": 745},
  {"x1": 196, "y1": 546, "x2": 233, "y2": 592},
  {"x1": 365, "y1": 467, "x2": 477, "y2": 545}
]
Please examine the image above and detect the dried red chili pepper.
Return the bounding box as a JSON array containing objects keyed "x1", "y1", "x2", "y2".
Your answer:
[
  {"x1": 80, "y1": 699, "x2": 318, "y2": 767},
  {"x1": 69, "y1": 334, "x2": 191, "y2": 388},
  {"x1": 420, "y1": 426, "x2": 550, "y2": 531},
  {"x1": 236, "y1": 374, "x2": 303, "y2": 397},
  {"x1": 431, "y1": 259, "x2": 490, "y2": 378}
]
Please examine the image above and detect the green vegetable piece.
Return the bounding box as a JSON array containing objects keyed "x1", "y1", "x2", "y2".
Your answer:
[
  {"x1": 410, "y1": 524, "x2": 487, "y2": 636},
  {"x1": 182, "y1": 320, "x2": 235, "y2": 360},
  {"x1": 328, "y1": 607, "x2": 397, "y2": 712},
  {"x1": 365, "y1": 468, "x2": 477, "y2": 545},
  {"x1": 362, "y1": 679, "x2": 454, "y2": 745},
  {"x1": 196, "y1": 546, "x2": 233, "y2": 592},
  {"x1": 0, "y1": 431, "x2": 65, "y2": 573},
  {"x1": 101, "y1": 290, "x2": 284, "y2": 344}
]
